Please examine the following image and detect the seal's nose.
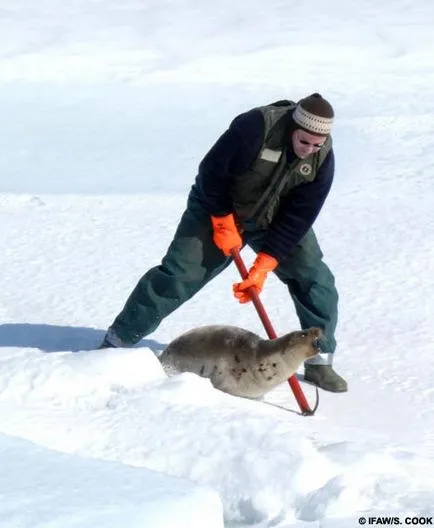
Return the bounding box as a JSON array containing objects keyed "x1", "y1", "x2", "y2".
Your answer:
[{"x1": 313, "y1": 338, "x2": 321, "y2": 350}]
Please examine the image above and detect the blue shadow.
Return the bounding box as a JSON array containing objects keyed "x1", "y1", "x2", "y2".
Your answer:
[{"x1": 0, "y1": 323, "x2": 165, "y2": 353}]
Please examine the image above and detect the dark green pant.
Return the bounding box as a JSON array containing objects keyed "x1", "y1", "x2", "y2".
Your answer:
[{"x1": 111, "y1": 190, "x2": 338, "y2": 354}]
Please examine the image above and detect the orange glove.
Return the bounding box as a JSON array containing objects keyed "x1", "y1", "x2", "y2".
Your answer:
[
  {"x1": 211, "y1": 213, "x2": 243, "y2": 257},
  {"x1": 233, "y1": 252, "x2": 278, "y2": 303}
]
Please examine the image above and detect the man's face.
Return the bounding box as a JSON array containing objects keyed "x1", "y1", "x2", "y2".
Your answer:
[{"x1": 291, "y1": 129, "x2": 326, "y2": 159}]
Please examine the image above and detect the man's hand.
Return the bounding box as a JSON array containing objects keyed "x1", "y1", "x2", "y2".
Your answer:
[
  {"x1": 211, "y1": 214, "x2": 243, "y2": 256},
  {"x1": 233, "y1": 252, "x2": 278, "y2": 303}
]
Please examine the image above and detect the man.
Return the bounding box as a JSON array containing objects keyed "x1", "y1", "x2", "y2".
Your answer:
[{"x1": 100, "y1": 93, "x2": 348, "y2": 393}]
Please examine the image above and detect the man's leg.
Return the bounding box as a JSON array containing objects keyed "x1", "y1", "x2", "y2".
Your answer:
[
  {"x1": 276, "y1": 230, "x2": 346, "y2": 391},
  {"x1": 105, "y1": 194, "x2": 231, "y2": 346},
  {"x1": 274, "y1": 229, "x2": 338, "y2": 362}
]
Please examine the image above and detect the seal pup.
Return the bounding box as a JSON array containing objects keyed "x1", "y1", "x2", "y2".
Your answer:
[{"x1": 159, "y1": 325, "x2": 322, "y2": 399}]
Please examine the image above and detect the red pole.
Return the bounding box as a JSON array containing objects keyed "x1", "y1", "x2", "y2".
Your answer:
[{"x1": 231, "y1": 248, "x2": 314, "y2": 415}]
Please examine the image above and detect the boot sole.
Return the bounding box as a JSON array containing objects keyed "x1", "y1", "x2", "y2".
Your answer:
[{"x1": 304, "y1": 376, "x2": 348, "y2": 393}]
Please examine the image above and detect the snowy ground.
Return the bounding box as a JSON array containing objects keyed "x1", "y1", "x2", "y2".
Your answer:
[
  {"x1": 0, "y1": 432, "x2": 223, "y2": 528},
  {"x1": 1, "y1": 1, "x2": 434, "y2": 526}
]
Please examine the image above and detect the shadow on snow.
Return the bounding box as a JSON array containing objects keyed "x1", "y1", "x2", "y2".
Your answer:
[{"x1": 0, "y1": 323, "x2": 165, "y2": 354}]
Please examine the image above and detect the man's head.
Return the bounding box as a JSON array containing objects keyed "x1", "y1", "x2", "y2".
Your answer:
[{"x1": 290, "y1": 93, "x2": 334, "y2": 159}]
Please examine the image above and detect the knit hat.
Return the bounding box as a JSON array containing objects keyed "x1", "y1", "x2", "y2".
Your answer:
[{"x1": 292, "y1": 93, "x2": 334, "y2": 136}]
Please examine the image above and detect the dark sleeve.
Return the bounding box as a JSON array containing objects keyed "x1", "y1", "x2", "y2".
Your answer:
[
  {"x1": 196, "y1": 109, "x2": 265, "y2": 215},
  {"x1": 260, "y1": 149, "x2": 335, "y2": 261}
]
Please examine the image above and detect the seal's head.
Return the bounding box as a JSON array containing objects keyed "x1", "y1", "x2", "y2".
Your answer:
[{"x1": 282, "y1": 327, "x2": 323, "y2": 362}]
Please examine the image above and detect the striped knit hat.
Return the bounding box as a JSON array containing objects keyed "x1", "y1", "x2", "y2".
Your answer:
[{"x1": 292, "y1": 93, "x2": 334, "y2": 136}]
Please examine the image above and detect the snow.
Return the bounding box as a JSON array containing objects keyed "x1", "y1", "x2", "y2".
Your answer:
[
  {"x1": 1, "y1": 0, "x2": 434, "y2": 526},
  {"x1": 0, "y1": 433, "x2": 223, "y2": 528}
]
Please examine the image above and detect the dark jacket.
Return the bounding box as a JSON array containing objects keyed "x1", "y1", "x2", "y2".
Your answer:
[{"x1": 195, "y1": 108, "x2": 334, "y2": 261}]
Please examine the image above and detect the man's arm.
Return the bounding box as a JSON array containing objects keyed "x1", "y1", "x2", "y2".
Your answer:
[
  {"x1": 196, "y1": 109, "x2": 265, "y2": 215},
  {"x1": 260, "y1": 149, "x2": 335, "y2": 261}
]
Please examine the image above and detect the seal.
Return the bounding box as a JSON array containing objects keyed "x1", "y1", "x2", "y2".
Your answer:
[{"x1": 159, "y1": 325, "x2": 322, "y2": 399}]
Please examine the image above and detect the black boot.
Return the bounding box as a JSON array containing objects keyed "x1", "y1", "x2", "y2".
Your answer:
[
  {"x1": 98, "y1": 335, "x2": 118, "y2": 349},
  {"x1": 97, "y1": 328, "x2": 131, "y2": 349},
  {"x1": 304, "y1": 365, "x2": 348, "y2": 393}
]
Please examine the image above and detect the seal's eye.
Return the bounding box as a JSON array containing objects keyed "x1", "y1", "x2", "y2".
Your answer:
[{"x1": 300, "y1": 332, "x2": 307, "y2": 338}]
